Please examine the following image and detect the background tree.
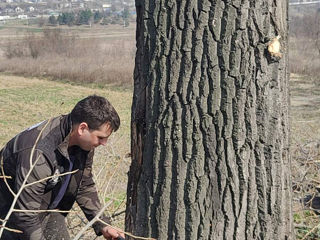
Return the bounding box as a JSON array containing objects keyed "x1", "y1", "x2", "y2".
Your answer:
[
  {"x1": 58, "y1": 12, "x2": 75, "y2": 26},
  {"x1": 93, "y1": 11, "x2": 103, "y2": 24},
  {"x1": 122, "y1": 6, "x2": 130, "y2": 27},
  {"x1": 37, "y1": 16, "x2": 46, "y2": 27},
  {"x1": 48, "y1": 15, "x2": 57, "y2": 26},
  {"x1": 77, "y1": 9, "x2": 93, "y2": 25},
  {"x1": 126, "y1": 0, "x2": 292, "y2": 239},
  {"x1": 101, "y1": 17, "x2": 110, "y2": 25}
]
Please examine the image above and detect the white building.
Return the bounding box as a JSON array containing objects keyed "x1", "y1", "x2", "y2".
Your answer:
[
  {"x1": 15, "y1": 7, "x2": 24, "y2": 13},
  {"x1": 0, "y1": 15, "x2": 10, "y2": 20},
  {"x1": 102, "y1": 4, "x2": 111, "y2": 9},
  {"x1": 18, "y1": 15, "x2": 28, "y2": 19}
]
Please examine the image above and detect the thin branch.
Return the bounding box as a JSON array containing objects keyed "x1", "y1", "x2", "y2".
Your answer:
[
  {"x1": 24, "y1": 169, "x2": 78, "y2": 188},
  {"x1": 0, "y1": 155, "x2": 16, "y2": 197},
  {"x1": 13, "y1": 209, "x2": 74, "y2": 213},
  {"x1": 72, "y1": 200, "x2": 113, "y2": 240},
  {"x1": 97, "y1": 219, "x2": 156, "y2": 240},
  {"x1": 111, "y1": 210, "x2": 126, "y2": 218},
  {"x1": 0, "y1": 119, "x2": 52, "y2": 238},
  {"x1": 0, "y1": 176, "x2": 12, "y2": 179},
  {"x1": 0, "y1": 225, "x2": 23, "y2": 233},
  {"x1": 103, "y1": 155, "x2": 126, "y2": 200},
  {"x1": 302, "y1": 222, "x2": 320, "y2": 240}
]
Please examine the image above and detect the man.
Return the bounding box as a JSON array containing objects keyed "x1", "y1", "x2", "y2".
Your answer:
[{"x1": 0, "y1": 95, "x2": 125, "y2": 240}]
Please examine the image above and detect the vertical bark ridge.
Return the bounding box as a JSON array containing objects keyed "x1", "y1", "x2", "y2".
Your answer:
[{"x1": 126, "y1": 0, "x2": 146, "y2": 235}]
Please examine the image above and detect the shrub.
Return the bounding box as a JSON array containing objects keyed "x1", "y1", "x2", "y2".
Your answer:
[
  {"x1": 48, "y1": 15, "x2": 57, "y2": 26},
  {"x1": 3, "y1": 29, "x2": 76, "y2": 59}
]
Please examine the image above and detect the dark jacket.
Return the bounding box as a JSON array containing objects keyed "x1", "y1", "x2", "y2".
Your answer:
[{"x1": 0, "y1": 115, "x2": 109, "y2": 239}]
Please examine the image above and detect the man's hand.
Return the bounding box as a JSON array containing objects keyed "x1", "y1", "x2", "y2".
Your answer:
[{"x1": 101, "y1": 226, "x2": 125, "y2": 240}]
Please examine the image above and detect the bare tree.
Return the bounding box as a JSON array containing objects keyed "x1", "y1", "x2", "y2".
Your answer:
[{"x1": 126, "y1": 0, "x2": 292, "y2": 239}]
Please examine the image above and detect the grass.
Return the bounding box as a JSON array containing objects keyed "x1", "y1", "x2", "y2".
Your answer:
[
  {"x1": 0, "y1": 74, "x2": 132, "y2": 239},
  {"x1": 0, "y1": 74, "x2": 132, "y2": 144},
  {"x1": 290, "y1": 74, "x2": 320, "y2": 143}
]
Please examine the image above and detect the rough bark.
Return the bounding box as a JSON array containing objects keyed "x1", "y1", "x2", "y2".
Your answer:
[{"x1": 126, "y1": 0, "x2": 292, "y2": 239}]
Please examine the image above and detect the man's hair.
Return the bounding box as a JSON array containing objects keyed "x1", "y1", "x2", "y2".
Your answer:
[{"x1": 71, "y1": 95, "x2": 120, "y2": 131}]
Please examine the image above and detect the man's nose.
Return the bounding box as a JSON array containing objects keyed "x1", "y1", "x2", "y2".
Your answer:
[{"x1": 99, "y1": 139, "x2": 107, "y2": 146}]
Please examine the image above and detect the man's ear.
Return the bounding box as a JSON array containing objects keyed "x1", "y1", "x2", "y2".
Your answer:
[{"x1": 78, "y1": 122, "x2": 89, "y2": 136}]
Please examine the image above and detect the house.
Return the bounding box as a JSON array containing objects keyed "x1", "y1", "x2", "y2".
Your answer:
[
  {"x1": 102, "y1": 4, "x2": 111, "y2": 10},
  {"x1": 123, "y1": 1, "x2": 134, "y2": 7},
  {"x1": 15, "y1": 7, "x2": 24, "y2": 13},
  {"x1": 0, "y1": 15, "x2": 10, "y2": 21},
  {"x1": 18, "y1": 15, "x2": 28, "y2": 19}
]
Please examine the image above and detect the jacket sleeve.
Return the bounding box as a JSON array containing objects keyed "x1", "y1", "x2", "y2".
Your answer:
[
  {"x1": 12, "y1": 149, "x2": 53, "y2": 240},
  {"x1": 76, "y1": 150, "x2": 111, "y2": 236}
]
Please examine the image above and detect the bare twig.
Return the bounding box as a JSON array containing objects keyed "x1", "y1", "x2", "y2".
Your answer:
[
  {"x1": 72, "y1": 200, "x2": 113, "y2": 240},
  {"x1": 13, "y1": 209, "x2": 74, "y2": 213},
  {"x1": 0, "y1": 119, "x2": 52, "y2": 238},
  {"x1": 0, "y1": 225, "x2": 23, "y2": 233},
  {"x1": 24, "y1": 169, "x2": 78, "y2": 187},
  {"x1": 0, "y1": 176, "x2": 12, "y2": 179},
  {"x1": 103, "y1": 155, "x2": 126, "y2": 201},
  {"x1": 111, "y1": 210, "x2": 126, "y2": 218},
  {"x1": 97, "y1": 219, "x2": 156, "y2": 240},
  {"x1": 302, "y1": 222, "x2": 320, "y2": 240},
  {"x1": 1, "y1": 153, "x2": 16, "y2": 197}
]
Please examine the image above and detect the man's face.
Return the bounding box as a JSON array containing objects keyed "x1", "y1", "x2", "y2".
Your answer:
[{"x1": 78, "y1": 122, "x2": 113, "y2": 151}]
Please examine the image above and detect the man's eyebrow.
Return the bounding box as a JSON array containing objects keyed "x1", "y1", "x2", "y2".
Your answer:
[{"x1": 98, "y1": 135, "x2": 109, "y2": 138}]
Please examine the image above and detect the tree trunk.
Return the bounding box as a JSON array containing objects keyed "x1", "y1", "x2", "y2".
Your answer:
[{"x1": 126, "y1": 0, "x2": 292, "y2": 239}]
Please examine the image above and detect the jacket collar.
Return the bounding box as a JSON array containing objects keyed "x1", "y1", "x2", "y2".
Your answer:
[
  {"x1": 56, "y1": 114, "x2": 90, "y2": 160},
  {"x1": 56, "y1": 114, "x2": 72, "y2": 160}
]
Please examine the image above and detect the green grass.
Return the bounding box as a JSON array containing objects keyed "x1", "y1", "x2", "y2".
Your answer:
[
  {"x1": 105, "y1": 192, "x2": 127, "y2": 210},
  {"x1": 0, "y1": 74, "x2": 132, "y2": 145}
]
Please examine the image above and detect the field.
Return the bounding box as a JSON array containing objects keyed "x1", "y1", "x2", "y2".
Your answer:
[
  {"x1": 0, "y1": 24, "x2": 136, "y2": 88},
  {"x1": 0, "y1": 17, "x2": 320, "y2": 239}
]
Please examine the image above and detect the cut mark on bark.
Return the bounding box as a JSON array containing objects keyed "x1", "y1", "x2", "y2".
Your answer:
[{"x1": 267, "y1": 35, "x2": 282, "y2": 59}]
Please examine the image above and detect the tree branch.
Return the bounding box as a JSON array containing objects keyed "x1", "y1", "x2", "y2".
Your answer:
[{"x1": 0, "y1": 119, "x2": 52, "y2": 238}]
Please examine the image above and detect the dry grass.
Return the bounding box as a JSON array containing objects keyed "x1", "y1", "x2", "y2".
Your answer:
[
  {"x1": 289, "y1": 16, "x2": 320, "y2": 238},
  {"x1": 289, "y1": 9, "x2": 320, "y2": 82},
  {"x1": 290, "y1": 37, "x2": 320, "y2": 81},
  {"x1": 291, "y1": 74, "x2": 320, "y2": 239},
  {"x1": 0, "y1": 25, "x2": 136, "y2": 88}
]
